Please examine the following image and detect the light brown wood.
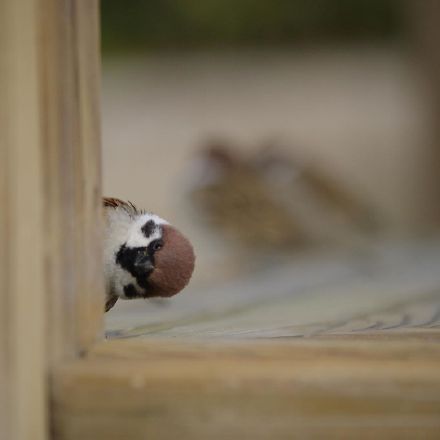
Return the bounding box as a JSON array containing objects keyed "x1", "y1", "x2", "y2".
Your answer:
[
  {"x1": 0, "y1": 0, "x2": 47, "y2": 438},
  {"x1": 40, "y1": 0, "x2": 104, "y2": 362},
  {"x1": 53, "y1": 335, "x2": 440, "y2": 440},
  {"x1": 104, "y1": 241, "x2": 440, "y2": 339},
  {"x1": 3, "y1": 1, "x2": 440, "y2": 439},
  {"x1": 53, "y1": 240, "x2": 440, "y2": 439},
  {"x1": 0, "y1": 0, "x2": 103, "y2": 438}
]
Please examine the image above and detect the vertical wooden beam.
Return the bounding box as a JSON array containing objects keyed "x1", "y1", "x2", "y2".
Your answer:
[
  {"x1": 40, "y1": 0, "x2": 104, "y2": 363},
  {"x1": 0, "y1": 0, "x2": 48, "y2": 438},
  {"x1": 75, "y1": 0, "x2": 105, "y2": 353},
  {"x1": 0, "y1": 0, "x2": 103, "y2": 438}
]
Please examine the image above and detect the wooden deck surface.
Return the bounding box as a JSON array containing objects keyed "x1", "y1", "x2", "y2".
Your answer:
[
  {"x1": 105, "y1": 240, "x2": 440, "y2": 339},
  {"x1": 55, "y1": 240, "x2": 440, "y2": 439}
]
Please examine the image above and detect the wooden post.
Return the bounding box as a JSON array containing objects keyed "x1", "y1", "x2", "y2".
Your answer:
[
  {"x1": 0, "y1": 1, "x2": 47, "y2": 437},
  {"x1": 40, "y1": 0, "x2": 104, "y2": 363},
  {"x1": 0, "y1": 0, "x2": 103, "y2": 438}
]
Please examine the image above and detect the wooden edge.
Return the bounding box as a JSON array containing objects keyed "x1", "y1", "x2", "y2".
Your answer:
[
  {"x1": 53, "y1": 338, "x2": 440, "y2": 439},
  {"x1": 74, "y1": 0, "x2": 105, "y2": 354},
  {"x1": 0, "y1": 0, "x2": 48, "y2": 438},
  {"x1": 0, "y1": 0, "x2": 103, "y2": 438},
  {"x1": 39, "y1": 0, "x2": 104, "y2": 362}
]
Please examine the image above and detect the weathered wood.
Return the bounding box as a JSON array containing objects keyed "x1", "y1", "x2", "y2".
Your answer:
[
  {"x1": 3, "y1": 1, "x2": 440, "y2": 438},
  {"x1": 40, "y1": 0, "x2": 104, "y2": 362},
  {"x1": 0, "y1": 1, "x2": 47, "y2": 438},
  {"x1": 105, "y1": 242, "x2": 440, "y2": 339},
  {"x1": 53, "y1": 337, "x2": 440, "y2": 440},
  {"x1": 58, "y1": 242, "x2": 440, "y2": 439},
  {"x1": 0, "y1": 0, "x2": 103, "y2": 438}
]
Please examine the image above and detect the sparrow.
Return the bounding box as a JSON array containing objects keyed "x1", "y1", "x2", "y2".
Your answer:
[
  {"x1": 185, "y1": 138, "x2": 378, "y2": 253},
  {"x1": 186, "y1": 140, "x2": 303, "y2": 250},
  {"x1": 103, "y1": 197, "x2": 195, "y2": 312},
  {"x1": 253, "y1": 141, "x2": 377, "y2": 232},
  {"x1": 252, "y1": 141, "x2": 379, "y2": 246}
]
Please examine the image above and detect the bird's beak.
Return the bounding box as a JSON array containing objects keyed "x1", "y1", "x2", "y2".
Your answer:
[{"x1": 134, "y1": 254, "x2": 154, "y2": 273}]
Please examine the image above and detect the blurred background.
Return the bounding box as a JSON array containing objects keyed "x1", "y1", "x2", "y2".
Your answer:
[{"x1": 101, "y1": 1, "x2": 440, "y2": 336}]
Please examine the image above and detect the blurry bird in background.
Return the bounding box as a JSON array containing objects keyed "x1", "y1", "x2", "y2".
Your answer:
[
  {"x1": 185, "y1": 138, "x2": 378, "y2": 254},
  {"x1": 186, "y1": 140, "x2": 303, "y2": 251},
  {"x1": 252, "y1": 139, "x2": 378, "y2": 245}
]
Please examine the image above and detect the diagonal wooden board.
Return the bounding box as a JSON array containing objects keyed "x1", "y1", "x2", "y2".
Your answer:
[{"x1": 54, "y1": 241, "x2": 440, "y2": 439}]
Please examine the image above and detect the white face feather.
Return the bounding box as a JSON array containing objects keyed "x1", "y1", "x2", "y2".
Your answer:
[
  {"x1": 125, "y1": 214, "x2": 166, "y2": 248},
  {"x1": 103, "y1": 207, "x2": 168, "y2": 299}
]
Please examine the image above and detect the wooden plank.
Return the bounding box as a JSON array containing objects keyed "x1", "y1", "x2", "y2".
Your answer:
[
  {"x1": 40, "y1": 0, "x2": 104, "y2": 362},
  {"x1": 105, "y1": 241, "x2": 440, "y2": 339},
  {"x1": 74, "y1": 0, "x2": 104, "y2": 352},
  {"x1": 53, "y1": 337, "x2": 440, "y2": 439},
  {"x1": 64, "y1": 242, "x2": 440, "y2": 438},
  {"x1": 0, "y1": 0, "x2": 47, "y2": 438},
  {"x1": 0, "y1": 0, "x2": 103, "y2": 438}
]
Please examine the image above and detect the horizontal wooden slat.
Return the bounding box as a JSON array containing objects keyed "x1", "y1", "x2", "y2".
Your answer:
[
  {"x1": 54, "y1": 336, "x2": 440, "y2": 439},
  {"x1": 77, "y1": 242, "x2": 440, "y2": 439}
]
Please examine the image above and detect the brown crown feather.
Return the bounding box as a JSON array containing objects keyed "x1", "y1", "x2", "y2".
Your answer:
[
  {"x1": 103, "y1": 197, "x2": 140, "y2": 216},
  {"x1": 147, "y1": 225, "x2": 195, "y2": 297}
]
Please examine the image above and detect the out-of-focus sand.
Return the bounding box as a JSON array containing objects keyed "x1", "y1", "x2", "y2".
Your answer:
[{"x1": 102, "y1": 47, "x2": 427, "y2": 289}]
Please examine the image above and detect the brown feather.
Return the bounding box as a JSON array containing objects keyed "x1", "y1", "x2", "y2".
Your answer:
[
  {"x1": 148, "y1": 225, "x2": 195, "y2": 297},
  {"x1": 105, "y1": 294, "x2": 118, "y2": 312},
  {"x1": 103, "y1": 197, "x2": 139, "y2": 216}
]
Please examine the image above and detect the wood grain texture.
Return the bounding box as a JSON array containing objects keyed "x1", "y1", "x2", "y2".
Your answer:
[
  {"x1": 57, "y1": 241, "x2": 440, "y2": 439},
  {"x1": 39, "y1": 0, "x2": 104, "y2": 362},
  {"x1": 0, "y1": 0, "x2": 47, "y2": 438},
  {"x1": 54, "y1": 336, "x2": 440, "y2": 439},
  {"x1": 105, "y1": 242, "x2": 440, "y2": 339},
  {"x1": 0, "y1": 1, "x2": 103, "y2": 438}
]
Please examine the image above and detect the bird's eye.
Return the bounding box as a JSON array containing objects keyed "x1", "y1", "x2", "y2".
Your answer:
[{"x1": 152, "y1": 240, "x2": 163, "y2": 251}]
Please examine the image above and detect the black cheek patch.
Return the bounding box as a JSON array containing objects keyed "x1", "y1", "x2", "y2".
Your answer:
[
  {"x1": 123, "y1": 283, "x2": 139, "y2": 299},
  {"x1": 116, "y1": 244, "x2": 138, "y2": 274},
  {"x1": 116, "y1": 244, "x2": 154, "y2": 290},
  {"x1": 141, "y1": 220, "x2": 156, "y2": 238},
  {"x1": 136, "y1": 276, "x2": 151, "y2": 290}
]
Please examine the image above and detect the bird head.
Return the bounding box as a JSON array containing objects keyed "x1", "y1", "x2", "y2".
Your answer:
[{"x1": 104, "y1": 198, "x2": 195, "y2": 308}]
